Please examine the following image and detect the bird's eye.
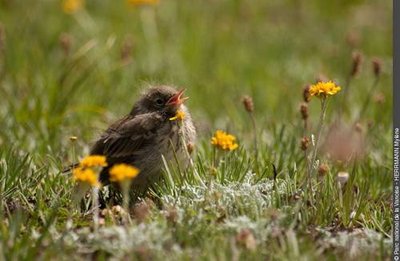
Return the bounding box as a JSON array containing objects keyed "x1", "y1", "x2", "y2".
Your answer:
[{"x1": 155, "y1": 98, "x2": 164, "y2": 106}]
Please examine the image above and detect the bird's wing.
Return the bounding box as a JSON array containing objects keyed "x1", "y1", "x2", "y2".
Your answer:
[{"x1": 90, "y1": 112, "x2": 165, "y2": 158}]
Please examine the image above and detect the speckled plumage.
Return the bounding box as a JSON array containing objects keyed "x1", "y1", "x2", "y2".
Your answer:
[{"x1": 90, "y1": 86, "x2": 196, "y2": 195}]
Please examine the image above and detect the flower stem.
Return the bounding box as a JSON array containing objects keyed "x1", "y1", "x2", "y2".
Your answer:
[
  {"x1": 355, "y1": 76, "x2": 380, "y2": 123},
  {"x1": 122, "y1": 182, "x2": 131, "y2": 225},
  {"x1": 338, "y1": 67, "x2": 353, "y2": 119},
  {"x1": 302, "y1": 111, "x2": 310, "y2": 189},
  {"x1": 307, "y1": 98, "x2": 328, "y2": 189},
  {"x1": 212, "y1": 146, "x2": 216, "y2": 169},
  {"x1": 249, "y1": 112, "x2": 259, "y2": 175},
  {"x1": 92, "y1": 186, "x2": 99, "y2": 231},
  {"x1": 181, "y1": 136, "x2": 205, "y2": 187}
]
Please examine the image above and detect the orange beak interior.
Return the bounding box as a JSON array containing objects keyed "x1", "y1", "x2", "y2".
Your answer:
[{"x1": 166, "y1": 89, "x2": 189, "y2": 106}]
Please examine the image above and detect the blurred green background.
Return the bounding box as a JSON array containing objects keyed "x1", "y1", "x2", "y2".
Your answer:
[{"x1": 0, "y1": 0, "x2": 392, "y2": 155}]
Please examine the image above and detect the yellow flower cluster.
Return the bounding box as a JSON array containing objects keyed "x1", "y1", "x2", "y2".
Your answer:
[
  {"x1": 169, "y1": 110, "x2": 185, "y2": 121},
  {"x1": 211, "y1": 130, "x2": 239, "y2": 151},
  {"x1": 309, "y1": 81, "x2": 341, "y2": 98},
  {"x1": 80, "y1": 155, "x2": 108, "y2": 168},
  {"x1": 109, "y1": 164, "x2": 140, "y2": 182},
  {"x1": 62, "y1": 0, "x2": 84, "y2": 14},
  {"x1": 72, "y1": 155, "x2": 107, "y2": 187},
  {"x1": 73, "y1": 167, "x2": 99, "y2": 187},
  {"x1": 127, "y1": 0, "x2": 159, "y2": 7}
]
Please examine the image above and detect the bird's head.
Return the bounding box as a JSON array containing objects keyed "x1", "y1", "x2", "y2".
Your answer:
[{"x1": 130, "y1": 86, "x2": 189, "y2": 117}]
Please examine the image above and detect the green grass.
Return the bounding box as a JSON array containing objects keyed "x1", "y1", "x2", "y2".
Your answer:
[{"x1": 0, "y1": 0, "x2": 392, "y2": 260}]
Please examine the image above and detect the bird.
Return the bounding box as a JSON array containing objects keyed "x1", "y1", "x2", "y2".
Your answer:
[{"x1": 89, "y1": 85, "x2": 196, "y2": 198}]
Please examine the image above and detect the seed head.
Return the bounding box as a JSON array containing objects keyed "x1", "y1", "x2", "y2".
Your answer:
[
  {"x1": 303, "y1": 85, "x2": 311, "y2": 103},
  {"x1": 242, "y1": 95, "x2": 254, "y2": 113},
  {"x1": 300, "y1": 103, "x2": 309, "y2": 120},
  {"x1": 300, "y1": 136, "x2": 310, "y2": 151},
  {"x1": 318, "y1": 163, "x2": 329, "y2": 177},
  {"x1": 351, "y1": 51, "x2": 363, "y2": 77}
]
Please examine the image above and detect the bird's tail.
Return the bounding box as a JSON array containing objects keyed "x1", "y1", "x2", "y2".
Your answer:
[{"x1": 61, "y1": 162, "x2": 80, "y2": 174}]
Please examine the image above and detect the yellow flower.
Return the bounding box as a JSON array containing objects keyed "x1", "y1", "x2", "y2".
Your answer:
[
  {"x1": 127, "y1": 0, "x2": 159, "y2": 7},
  {"x1": 73, "y1": 167, "x2": 100, "y2": 187},
  {"x1": 169, "y1": 110, "x2": 185, "y2": 121},
  {"x1": 211, "y1": 130, "x2": 239, "y2": 151},
  {"x1": 79, "y1": 155, "x2": 108, "y2": 168},
  {"x1": 62, "y1": 0, "x2": 84, "y2": 14},
  {"x1": 309, "y1": 81, "x2": 341, "y2": 98},
  {"x1": 109, "y1": 164, "x2": 140, "y2": 182}
]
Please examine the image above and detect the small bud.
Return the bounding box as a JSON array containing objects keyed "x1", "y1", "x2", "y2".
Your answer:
[
  {"x1": 372, "y1": 58, "x2": 382, "y2": 77},
  {"x1": 59, "y1": 33, "x2": 73, "y2": 56},
  {"x1": 318, "y1": 163, "x2": 329, "y2": 177},
  {"x1": 337, "y1": 172, "x2": 349, "y2": 186},
  {"x1": 303, "y1": 85, "x2": 311, "y2": 103},
  {"x1": 300, "y1": 103, "x2": 309, "y2": 120},
  {"x1": 300, "y1": 137, "x2": 310, "y2": 151},
  {"x1": 351, "y1": 51, "x2": 363, "y2": 77},
  {"x1": 187, "y1": 142, "x2": 195, "y2": 154},
  {"x1": 242, "y1": 95, "x2": 254, "y2": 113},
  {"x1": 69, "y1": 136, "x2": 78, "y2": 142}
]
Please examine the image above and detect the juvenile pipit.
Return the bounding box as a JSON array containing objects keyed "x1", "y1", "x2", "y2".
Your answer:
[{"x1": 90, "y1": 86, "x2": 196, "y2": 196}]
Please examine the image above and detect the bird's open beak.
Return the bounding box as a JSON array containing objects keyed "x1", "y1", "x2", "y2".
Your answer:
[{"x1": 166, "y1": 89, "x2": 189, "y2": 106}]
